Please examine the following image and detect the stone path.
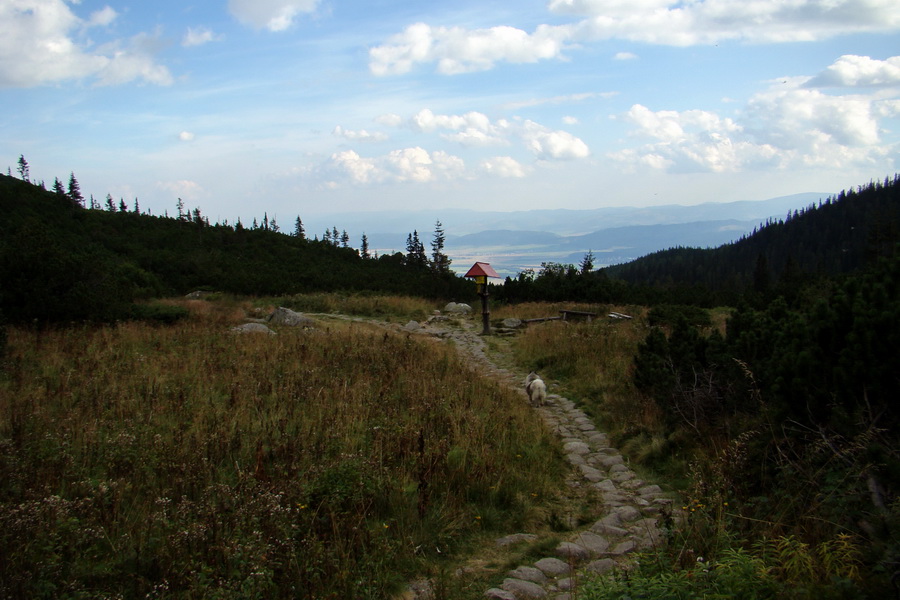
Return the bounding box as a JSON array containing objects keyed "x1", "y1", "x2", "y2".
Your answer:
[{"x1": 404, "y1": 314, "x2": 674, "y2": 600}]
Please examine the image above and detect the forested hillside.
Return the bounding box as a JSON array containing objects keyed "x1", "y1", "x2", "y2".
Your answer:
[
  {"x1": 0, "y1": 174, "x2": 469, "y2": 324},
  {"x1": 603, "y1": 175, "x2": 900, "y2": 303}
]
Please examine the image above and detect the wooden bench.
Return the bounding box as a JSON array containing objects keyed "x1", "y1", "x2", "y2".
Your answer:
[{"x1": 559, "y1": 310, "x2": 597, "y2": 322}]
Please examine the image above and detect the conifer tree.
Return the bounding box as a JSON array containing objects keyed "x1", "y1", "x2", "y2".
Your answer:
[
  {"x1": 580, "y1": 250, "x2": 595, "y2": 274},
  {"x1": 176, "y1": 197, "x2": 185, "y2": 220},
  {"x1": 360, "y1": 233, "x2": 370, "y2": 259},
  {"x1": 119, "y1": 198, "x2": 128, "y2": 212},
  {"x1": 53, "y1": 177, "x2": 65, "y2": 197},
  {"x1": 67, "y1": 172, "x2": 84, "y2": 207},
  {"x1": 17, "y1": 155, "x2": 29, "y2": 182},
  {"x1": 296, "y1": 217, "x2": 306, "y2": 238},
  {"x1": 340, "y1": 230, "x2": 350, "y2": 248},
  {"x1": 105, "y1": 194, "x2": 116, "y2": 211},
  {"x1": 430, "y1": 220, "x2": 451, "y2": 273},
  {"x1": 133, "y1": 198, "x2": 140, "y2": 214}
]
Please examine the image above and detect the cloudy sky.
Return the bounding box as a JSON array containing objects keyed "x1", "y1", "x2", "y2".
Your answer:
[{"x1": 2, "y1": 0, "x2": 899, "y2": 225}]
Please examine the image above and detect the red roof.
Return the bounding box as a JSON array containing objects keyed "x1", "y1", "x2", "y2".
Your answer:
[{"x1": 464, "y1": 262, "x2": 500, "y2": 278}]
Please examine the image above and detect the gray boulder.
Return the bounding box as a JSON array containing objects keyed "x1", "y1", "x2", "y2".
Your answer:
[
  {"x1": 444, "y1": 302, "x2": 472, "y2": 314},
  {"x1": 230, "y1": 323, "x2": 276, "y2": 335},
  {"x1": 268, "y1": 307, "x2": 316, "y2": 327}
]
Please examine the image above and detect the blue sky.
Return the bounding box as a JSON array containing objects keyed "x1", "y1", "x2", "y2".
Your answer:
[{"x1": 2, "y1": 0, "x2": 899, "y2": 227}]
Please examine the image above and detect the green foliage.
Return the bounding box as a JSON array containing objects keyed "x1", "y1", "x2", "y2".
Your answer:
[
  {"x1": 129, "y1": 301, "x2": 190, "y2": 324},
  {"x1": 0, "y1": 174, "x2": 473, "y2": 325}
]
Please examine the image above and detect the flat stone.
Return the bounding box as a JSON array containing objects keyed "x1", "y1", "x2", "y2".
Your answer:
[
  {"x1": 508, "y1": 566, "x2": 548, "y2": 584},
  {"x1": 610, "y1": 471, "x2": 635, "y2": 483},
  {"x1": 592, "y1": 479, "x2": 617, "y2": 492},
  {"x1": 501, "y1": 578, "x2": 546, "y2": 599},
  {"x1": 591, "y1": 521, "x2": 629, "y2": 537},
  {"x1": 484, "y1": 589, "x2": 516, "y2": 600},
  {"x1": 566, "y1": 453, "x2": 587, "y2": 466},
  {"x1": 584, "y1": 558, "x2": 617, "y2": 575},
  {"x1": 609, "y1": 463, "x2": 630, "y2": 473},
  {"x1": 638, "y1": 484, "x2": 663, "y2": 497},
  {"x1": 571, "y1": 531, "x2": 610, "y2": 554},
  {"x1": 555, "y1": 541, "x2": 590, "y2": 562},
  {"x1": 563, "y1": 441, "x2": 590, "y2": 455},
  {"x1": 578, "y1": 464, "x2": 604, "y2": 482},
  {"x1": 597, "y1": 454, "x2": 624, "y2": 468},
  {"x1": 556, "y1": 578, "x2": 575, "y2": 591},
  {"x1": 608, "y1": 539, "x2": 636, "y2": 555},
  {"x1": 534, "y1": 557, "x2": 571, "y2": 576},
  {"x1": 614, "y1": 505, "x2": 642, "y2": 522}
]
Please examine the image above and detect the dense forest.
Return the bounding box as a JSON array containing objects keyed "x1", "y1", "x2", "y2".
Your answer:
[{"x1": 0, "y1": 171, "x2": 468, "y2": 325}]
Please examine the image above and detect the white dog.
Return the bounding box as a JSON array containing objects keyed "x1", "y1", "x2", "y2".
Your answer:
[{"x1": 525, "y1": 372, "x2": 547, "y2": 407}]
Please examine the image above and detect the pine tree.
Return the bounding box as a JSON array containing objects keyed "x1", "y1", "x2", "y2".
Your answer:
[
  {"x1": 67, "y1": 172, "x2": 84, "y2": 207},
  {"x1": 430, "y1": 220, "x2": 451, "y2": 273},
  {"x1": 360, "y1": 233, "x2": 370, "y2": 259},
  {"x1": 323, "y1": 229, "x2": 332, "y2": 244},
  {"x1": 105, "y1": 194, "x2": 116, "y2": 211},
  {"x1": 119, "y1": 198, "x2": 128, "y2": 212},
  {"x1": 17, "y1": 155, "x2": 29, "y2": 182},
  {"x1": 270, "y1": 215, "x2": 279, "y2": 233},
  {"x1": 406, "y1": 230, "x2": 427, "y2": 267},
  {"x1": 293, "y1": 216, "x2": 305, "y2": 239},
  {"x1": 176, "y1": 198, "x2": 185, "y2": 220},
  {"x1": 332, "y1": 227, "x2": 340, "y2": 246},
  {"x1": 133, "y1": 198, "x2": 140, "y2": 214},
  {"x1": 340, "y1": 230, "x2": 350, "y2": 248},
  {"x1": 53, "y1": 177, "x2": 65, "y2": 197},
  {"x1": 580, "y1": 250, "x2": 595, "y2": 274},
  {"x1": 262, "y1": 212, "x2": 269, "y2": 231}
]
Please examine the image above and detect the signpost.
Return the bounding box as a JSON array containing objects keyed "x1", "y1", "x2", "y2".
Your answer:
[{"x1": 463, "y1": 262, "x2": 501, "y2": 335}]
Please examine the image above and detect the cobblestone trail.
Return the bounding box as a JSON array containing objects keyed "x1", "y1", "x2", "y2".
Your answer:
[{"x1": 405, "y1": 315, "x2": 673, "y2": 600}]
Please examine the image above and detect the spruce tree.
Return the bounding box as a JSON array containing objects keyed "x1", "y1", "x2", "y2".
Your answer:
[
  {"x1": 430, "y1": 220, "x2": 451, "y2": 273},
  {"x1": 293, "y1": 216, "x2": 305, "y2": 239},
  {"x1": 105, "y1": 194, "x2": 116, "y2": 211},
  {"x1": 360, "y1": 233, "x2": 370, "y2": 259},
  {"x1": 67, "y1": 172, "x2": 84, "y2": 207},
  {"x1": 17, "y1": 155, "x2": 29, "y2": 182}
]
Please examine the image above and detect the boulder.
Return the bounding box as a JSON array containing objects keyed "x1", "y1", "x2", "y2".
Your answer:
[
  {"x1": 444, "y1": 302, "x2": 472, "y2": 314},
  {"x1": 230, "y1": 323, "x2": 276, "y2": 335},
  {"x1": 501, "y1": 318, "x2": 523, "y2": 328},
  {"x1": 268, "y1": 307, "x2": 316, "y2": 327}
]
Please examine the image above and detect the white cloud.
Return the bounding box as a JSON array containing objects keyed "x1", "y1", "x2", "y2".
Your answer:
[
  {"x1": 563, "y1": 116, "x2": 579, "y2": 125},
  {"x1": 369, "y1": 22, "x2": 569, "y2": 76},
  {"x1": 179, "y1": 131, "x2": 196, "y2": 142},
  {"x1": 613, "y1": 51, "x2": 637, "y2": 60},
  {"x1": 371, "y1": 1, "x2": 900, "y2": 75},
  {"x1": 521, "y1": 120, "x2": 591, "y2": 160},
  {"x1": 332, "y1": 125, "x2": 389, "y2": 143},
  {"x1": 183, "y1": 26, "x2": 220, "y2": 47},
  {"x1": 228, "y1": 0, "x2": 320, "y2": 32},
  {"x1": 0, "y1": 0, "x2": 172, "y2": 88},
  {"x1": 321, "y1": 147, "x2": 466, "y2": 186},
  {"x1": 480, "y1": 156, "x2": 528, "y2": 178},
  {"x1": 410, "y1": 109, "x2": 508, "y2": 147},
  {"x1": 157, "y1": 179, "x2": 206, "y2": 201},
  {"x1": 806, "y1": 55, "x2": 900, "y2": 88}
]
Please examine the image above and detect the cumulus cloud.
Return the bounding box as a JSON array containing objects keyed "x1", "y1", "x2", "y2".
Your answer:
[
  {"x1": 521, "y1": 120, "x2": 591, "y2": 160},
  {"x1": 371, "y1": 1, "x2": 900, "y2": 75},
  {"x1": 806, "y1": 55, "x2": 900, "y2": 88},
  {"x1": 480, "y1": 156, "x2": 528, "y2": 178},
  {"x1": 228, "y1": 0, "x2": 320, "y2": 32},
  {"x1": 179, "y1": 131, "x2": 196, "y2": 142},
  {"x1": 332, "y1": 125, "x2": 389, "y2": 143},
  {"x1": 613, "y1": 51, "x2": 638, "y2": 60},
  {"x1": 369, "y1": 22, "x2": 569, "y2": 75},
  {"x1": 321, "y1": 147, "x2": 466, "y2": 186},
  {"x1": 0, "y1": 0, "x2": 172, "y2": 88},
  {"x1": 183, "y1": 26, "x2": 220, "y2": 47}
]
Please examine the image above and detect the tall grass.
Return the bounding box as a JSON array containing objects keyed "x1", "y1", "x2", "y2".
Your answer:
[
  {"x1": 268, "y1": 292, "x2": 438, "y2": 321},
  {"x1": 0, "y1": 300, "x2": 563, "y2": 599}
]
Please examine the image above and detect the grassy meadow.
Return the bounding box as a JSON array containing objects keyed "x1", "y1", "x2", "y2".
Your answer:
[{"x1": 0, "y1": 296, "x2": 566, "y2": 599}]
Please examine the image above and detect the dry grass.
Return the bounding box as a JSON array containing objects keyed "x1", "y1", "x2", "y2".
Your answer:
[{"x1": 0, "y1": 298, "x2": 564, "y2": 599}]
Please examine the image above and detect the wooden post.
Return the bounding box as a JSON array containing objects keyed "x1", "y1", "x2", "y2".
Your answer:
[{"x1": 480, "y1": 284, "x2": 490, "y2": 335}]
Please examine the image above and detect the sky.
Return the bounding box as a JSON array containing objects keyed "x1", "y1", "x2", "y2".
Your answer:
[{"x1": 2, "y1": 0, "x2": 899, "y2": 228}]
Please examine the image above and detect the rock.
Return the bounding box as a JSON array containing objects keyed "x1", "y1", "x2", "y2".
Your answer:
[
  {"x1": 501, "y1": 318, "x2": 523, "y2": 328},
  {"x1": 614, "y1": 505, "x2": 642, "y2": 522},
  {"x1": 403, "y1": 320, "x2": 421, "y2": 331},
  {"x1": 534, "y1": 557, "x2": 571, "y2": 576},
  {"x1": 563, "y1": 441, "x2": 590, "y2": 455},
  {"x1": 496, "y1": 533, "x2": 538, "y2": 547},
  {"x1": 268, "y1": 307, "x2": 316, "y2": 327},
  {"x1": 584, "y1": 558, "x2": 617, "y2": 575},
  {"x1": 444, "y1": 302, "x2": 472, "y2": 314},
  {"x1": 555, "y1": 541, "x2": 590, "y2": 562},
  {"x1": 230, "y1": 323, "x2": 276, "y2": 335},
  {"x1": 501, "y1": 578, "x2": 546, "y2": 599},
  {"x1": 485, "y1": 589, "x2": 516, "y2": 600},
  {"x1": 592, "y1": 479, "x2": 617, "y2": 492},
  {"x1": 507, "y1": 566, "x2": 548, "y2": 584},
  {"x1": 571, "y1": 532, "x2": 610, "y2": 554},
  {"x1": 609, "y1": 539, "x2": 636, "y2": 555},
  {"x1": 578, "y1": 464, "x2": 604, "y2": 482}
]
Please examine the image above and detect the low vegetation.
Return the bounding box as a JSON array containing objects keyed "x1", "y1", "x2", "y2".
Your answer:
[{"x1": 0, "y1": 298, "x2": 566, "y2": 598}]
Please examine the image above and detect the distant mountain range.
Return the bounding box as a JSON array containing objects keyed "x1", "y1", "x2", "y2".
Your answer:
[{"x1": 304, "y1": 192, "x2": 827, "y2": 277}]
